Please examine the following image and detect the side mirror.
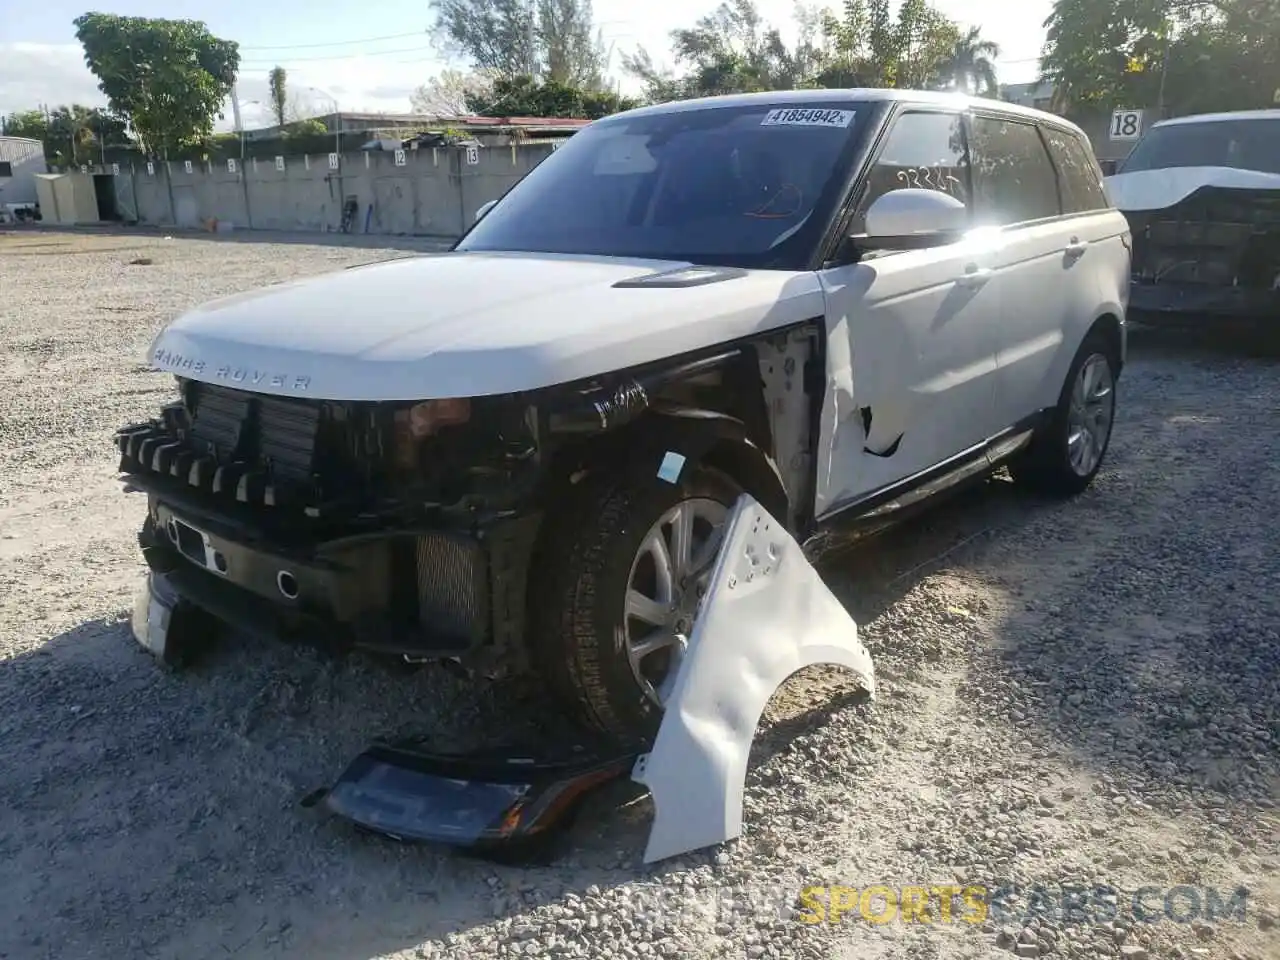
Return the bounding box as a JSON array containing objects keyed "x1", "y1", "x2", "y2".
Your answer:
[
  {"x1": 475, "y1": 199, "x2": 498, "y2": 223},
  {"x1": 860, "y1": 188, "x2": 967, "y2": 250}
]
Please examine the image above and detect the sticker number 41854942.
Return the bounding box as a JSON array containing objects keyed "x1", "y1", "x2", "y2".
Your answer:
[{"x1": 760, "y1": 108, "x2": 855, "y2": 128}]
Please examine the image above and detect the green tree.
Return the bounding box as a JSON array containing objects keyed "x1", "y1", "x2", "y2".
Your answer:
[
  {"x1": 815, "y1": 0, "x2": 962, "y2": 89},
  {"x1": 623, "y1": 0, "x2": 825, "y2": 101},
  {"x1": 1, "y1": 109, "x2": 48, "y2": 140},
  {"x1": 430, "y1": 0, "x2": 609, "y2": 86},
  {"x1": 73, "y1": 13, "x2": 240, "y2": 156},
  {"x1": 464, "y1": 74, "x2": 638, "y2": 117},
  {"x1": 268, "y1": 66, "x2": 288, "y2": 127},
  {"x1": 1038, "y1": 0, "x2": 1169, "y2": 110},
  {"x1": 1040, "y1": 0, "x2": 1280, "y2": 115},
  {"x1": 282, "y1": 118, "x2": 328, "y2": 137},
  {"x1": 539, "y1": 0, "x2": 607, "y2": 87},
  {"x1": 1, "y1": 104, "x2": 130, "y2": 165},
  {"x1": 52, "y1": 105, "x2": 130, "y2": 164},
  {"x1": 937, "y1": 25, "x2": 1001, "y2": 94},
  {"x1": 411, "y1": 69, "x2": 495, "y2": 116}
]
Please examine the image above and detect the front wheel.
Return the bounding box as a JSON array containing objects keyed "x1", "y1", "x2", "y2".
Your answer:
[
  {"x1": 528, "y1": 464, "x2": 742, "y2": 743},
  {"x1": 1010, "y1": 332, "x2": 1118, "y2": 498}
]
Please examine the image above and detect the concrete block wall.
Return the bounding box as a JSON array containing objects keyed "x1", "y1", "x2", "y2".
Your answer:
[{"x1": 97, "y1": 142, "x2": 556, "y2": 239}]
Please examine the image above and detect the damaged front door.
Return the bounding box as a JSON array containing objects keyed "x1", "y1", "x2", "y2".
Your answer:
[
  {"x1": 633, "y1": 494, "x2": 874, "y2": 863},
  {"x1": 813, "y1": 108, "x2": 1005, "y2": 518}
]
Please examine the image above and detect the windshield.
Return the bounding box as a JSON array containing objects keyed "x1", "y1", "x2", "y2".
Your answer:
[
  {"x1": 1120, "y1": 118, "x2": 1280, "y2": 175},
  {"x1": 456, "y1": 103, "x2": 871, "y2": 269}
]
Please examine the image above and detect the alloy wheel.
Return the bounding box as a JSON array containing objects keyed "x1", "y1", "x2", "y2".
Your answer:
[
  {"x1": 1066, "y1": 353, "x2": 1115, "y2": 477},
  {"x1": 623, "y1": 497, "x2": 729, "y2": 707}
]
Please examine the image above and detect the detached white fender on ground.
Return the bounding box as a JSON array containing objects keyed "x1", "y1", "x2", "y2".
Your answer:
[{"x1": 632, "y1": 494, "x2": 876, "y2": 864}]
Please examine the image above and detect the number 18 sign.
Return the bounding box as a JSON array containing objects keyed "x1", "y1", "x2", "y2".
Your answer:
[{"x1": 1110, "y1": 109, "x2": 1144, "y2": 141}]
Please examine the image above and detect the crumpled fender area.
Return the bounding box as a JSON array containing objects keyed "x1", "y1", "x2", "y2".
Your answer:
[{"x1": 632, "y1": 493, "x2": 875, "y2": 863}]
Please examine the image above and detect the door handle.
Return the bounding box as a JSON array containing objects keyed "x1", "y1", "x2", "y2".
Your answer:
[
  {"x1": 957, "y1": 264, "x2": 992, "y2": 287},
  {"x1": 1065, "y1": 237, "x2": 1089, "y2": 257}
]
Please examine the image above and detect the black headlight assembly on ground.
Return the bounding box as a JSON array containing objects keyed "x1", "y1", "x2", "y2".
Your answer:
[{"x1": 312, "y1": 737, "x2": 639, "y2": 865}]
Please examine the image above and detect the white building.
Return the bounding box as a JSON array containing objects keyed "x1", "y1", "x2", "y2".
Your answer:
[{"x1": 0, "y1": 136, "x2": 45, "y2": 209}]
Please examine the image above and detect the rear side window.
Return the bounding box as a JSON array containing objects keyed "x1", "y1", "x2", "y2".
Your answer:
[
  {"x1": 851, "y1": 110, "x2": 969, "y2": 233},
  {"x1": 968, "y1": 116, "x2": 1061, "y2": 226},
  {"x1": 1042, "y1": 126, "x2": 1109, "y2": 213}
]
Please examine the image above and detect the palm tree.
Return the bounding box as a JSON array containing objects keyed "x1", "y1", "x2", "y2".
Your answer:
[{"x1": 937, "y1": 26, "x2": 1000, "y2": 95}]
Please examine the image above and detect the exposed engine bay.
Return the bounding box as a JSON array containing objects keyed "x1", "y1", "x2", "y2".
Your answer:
[
  {"x1": 115, "y1": 327, "x2": 820, "y2": 668},
  {"x1": 1129, "y1": 188, "x2": 1280, "y2": 289}
]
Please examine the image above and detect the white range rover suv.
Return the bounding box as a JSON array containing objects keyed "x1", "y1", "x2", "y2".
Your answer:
[{"x1": 117, "y1": 90, "x2": 1130, "y2": 742}]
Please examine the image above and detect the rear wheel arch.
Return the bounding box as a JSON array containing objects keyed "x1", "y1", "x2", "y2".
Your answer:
[{"x1": 1088, "y1": 312, "x2": 1124, "y2": 372}]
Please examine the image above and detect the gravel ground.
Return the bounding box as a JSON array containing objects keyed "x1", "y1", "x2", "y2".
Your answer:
[{"x1": 1, "y1": 227, "x2": 1277, "y2": 960}]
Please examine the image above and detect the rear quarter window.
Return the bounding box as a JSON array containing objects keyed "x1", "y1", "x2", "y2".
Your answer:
[
  {"x1": 968, "y1": 115, "x2": 1062, "y2": 226},
  {"x1": 1041, "y1": 126, "x2": 1110, "y2": 214}
]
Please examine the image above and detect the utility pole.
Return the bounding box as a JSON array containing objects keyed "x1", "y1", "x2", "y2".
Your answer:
[
  {"x1": 1155, "y1": 28, "x2": 1172, "y2": 118},
  {"x1": 527, "y1": 0, "x2": 538, "y2": 79}
]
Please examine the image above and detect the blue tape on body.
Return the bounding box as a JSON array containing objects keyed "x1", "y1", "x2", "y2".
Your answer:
[{"x1": 656, "y1": 451, "x2": 686, "y2": 484}]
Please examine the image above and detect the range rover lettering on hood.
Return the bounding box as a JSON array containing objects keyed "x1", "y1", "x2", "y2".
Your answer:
[{"x1": 151, "y1": 348, "x2": 311, "y2": 392}]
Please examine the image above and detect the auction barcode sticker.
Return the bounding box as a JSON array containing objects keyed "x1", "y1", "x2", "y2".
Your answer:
[{"x1": 761, "y1": 108, "x2": 855, "y2": 128}]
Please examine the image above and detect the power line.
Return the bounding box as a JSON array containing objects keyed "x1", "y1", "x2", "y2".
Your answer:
[
  {"x1": 238, "y1": 31, "x2": 426, "y2": 51},
  {"x1": 239, "y1": 44, "x2": 439, "y2": 64}
]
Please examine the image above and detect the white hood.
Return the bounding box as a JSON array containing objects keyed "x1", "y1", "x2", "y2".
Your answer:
[
  {"x1": 147, "y1": 252, "x2": 823, "y2": 401},
  {"x1": 1105, "y1": 165, "x2": 1280, "y2": 212}
]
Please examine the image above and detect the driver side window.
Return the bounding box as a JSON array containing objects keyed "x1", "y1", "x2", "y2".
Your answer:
[{"x1": 850, "y1": 111, "x2": 970, "y2": 235}]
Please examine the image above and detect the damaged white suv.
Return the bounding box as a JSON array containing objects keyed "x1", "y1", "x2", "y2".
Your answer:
[{"x1": 118, "y1": 90, "x2": 1129, "y2": 742}]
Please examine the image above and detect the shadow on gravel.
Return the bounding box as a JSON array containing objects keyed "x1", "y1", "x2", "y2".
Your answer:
[
  {"x1": 0, "y1": 476, "x2": 1054, "y2": 960},
  {"x1": 1127, "y1": 320, "x2": 1280, "y2": 361},
  {"x1": 969, "y1": 327, "x2": 1280, "y2": 840}
]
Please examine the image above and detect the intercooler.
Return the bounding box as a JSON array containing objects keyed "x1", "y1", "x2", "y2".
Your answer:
[{"x1": 116, "y1": 383, "x2": 337, "y2": 507}]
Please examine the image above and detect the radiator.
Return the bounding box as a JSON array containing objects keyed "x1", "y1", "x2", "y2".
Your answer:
[{"x1": 415, "y1": 533, "x2": 490, "y2": 648}]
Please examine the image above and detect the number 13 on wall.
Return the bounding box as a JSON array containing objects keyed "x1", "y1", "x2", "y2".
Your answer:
[{"x1": 1110, "y1": 109, "x2": 1143, "y2": 141}]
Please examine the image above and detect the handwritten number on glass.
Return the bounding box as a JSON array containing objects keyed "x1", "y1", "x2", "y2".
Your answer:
[{"x1": 896, "y1": 166, "x2": 962, "y2": 197}]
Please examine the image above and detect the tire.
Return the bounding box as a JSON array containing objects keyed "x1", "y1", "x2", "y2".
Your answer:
[
  {"x1": 1009, "y1": 331, "x2": 1118, "y2": 498},
  {"x1": 528, "y1": 462, "x2": 743, "y2": 744}
]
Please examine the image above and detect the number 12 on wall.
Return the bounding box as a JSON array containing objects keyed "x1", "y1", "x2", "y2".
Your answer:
[{"x1": 1110, "y1": 109, "x2": 1143, "y2": 141}]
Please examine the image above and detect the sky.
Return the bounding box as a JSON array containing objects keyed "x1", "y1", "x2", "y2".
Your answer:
[{"x1": 0, "y1": 0, "x2": 1051, "y2": 130}]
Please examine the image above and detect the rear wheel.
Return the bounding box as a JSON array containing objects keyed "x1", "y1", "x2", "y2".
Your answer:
[
  {"x1": 1010, "y1": 332, "x2": 1117, "y2": 497},
  {"x1": 528, "y1": 464, "x2": 741, "y2": 743}
]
